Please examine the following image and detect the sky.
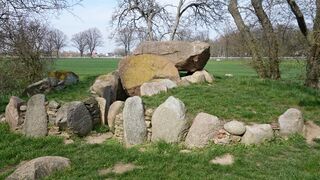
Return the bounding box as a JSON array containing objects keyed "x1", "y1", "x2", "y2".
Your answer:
[
  {"x1": 49, "y1": 0, "x2": 218, "y2": 54},
  {"x1": 50, "y1": 0, "x2": 118, "y2": 54}
]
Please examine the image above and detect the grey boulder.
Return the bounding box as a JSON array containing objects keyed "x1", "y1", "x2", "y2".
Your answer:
[
  {"x1": 278, "y1": 108, "x2": 304, "y2": 136},
  {"x1": 241, "y1": 124, "x2": 273, "y2": 145},
  {"x1": 185, "y1": 113, "x2": 223, "y2": 148},
  {"x1": 56, "y1": 101, "x2": 92, "y2": 137},
  {"x1": 6, "y1": 156, "x2": 70, "y2": 180},
  {"x1": 224, "y1": 120, "x2": 246, "y2": 135},
  {"x1": 151, "y1": 96, "x2": 188, "y2": 143}
]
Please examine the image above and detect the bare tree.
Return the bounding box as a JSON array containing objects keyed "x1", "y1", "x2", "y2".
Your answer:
[
  {"x1": 170, "y1": 0, "x2": 225, "y2": 40},
  {"x1": 49, "y1": 29, "x2": 67, "y2": 58},
  {"x1": 251, "y1": 0, "x2": 281, "y2": 79},
  {"x1": 228, "y1": 0, "x2": 268, "y2": 78},
  {"x1": 84, "y1": 28, "x2": 103, "y2": 57},
  {"x1": 113, "y1": 26, "x2": 136, "y2": 56},
  {"x1": 112, "y1": 0, "x2": 168, "y2": 41},
  {"x1": 287, "y1": 0, "x2": 320, "y2": 88},
  {"x1": 71, "y1": 31, "x2": 87, "y2": 57}
]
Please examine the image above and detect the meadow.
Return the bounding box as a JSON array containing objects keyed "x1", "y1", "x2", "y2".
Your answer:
[{"x1": 1, "y1": 58, "x2": 320, "y2": 179}]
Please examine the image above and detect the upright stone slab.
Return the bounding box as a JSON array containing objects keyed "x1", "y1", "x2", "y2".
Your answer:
[
  {"x1": 5, "y1": 96, "x2": 24, "y2": 130},
  {"x1": 185, "y1": 113, "x2": 223, "y2": 148},
  {"x1": 107, "y1": 101, "x2": 124, "y2": 132},
  {"x1": 278, "y1": 108, "x2": 304, "y2": 136},
  {"x1": 24, "y1": 94, "x2": 48, "y2": 137},
  {"x1": 151, "y1": 96, "x2": 188, "y2": 143},
  {"x1": 56, "y1": 101, "x2": 92, "y2": 137},
  {"x1": 123, "y1": 96, "x2": 147, "y2": 146}
]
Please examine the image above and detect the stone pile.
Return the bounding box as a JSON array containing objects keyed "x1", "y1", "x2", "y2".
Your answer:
[
  {"x1": 144, "y1": 108, "x2": 154, "y2": 142},
  {"x1": 114, "y1": 113, "x2": 124, "y2": 142},
  {"x1": 47, "y1": 100, "x2": 60, "y2": 124},
  {"x1": 83, "y1": 97, "x2": 101, "y2": 126}
]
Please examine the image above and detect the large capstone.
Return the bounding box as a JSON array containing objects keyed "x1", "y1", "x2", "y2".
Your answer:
[
  {"x1": 151, "y1": 96, "x2": 188, "y2": 143},
  {"x1": 23, "y1": 94, "x2": 48, "y2": 137},
  {"x1": 118, "y1": 54, "x2": 180, "y2": 96},
  {"x1": 123, "y1": 96, "x2": 147, "y2": 146},
  {"x1": 134, "y1": 41, "x2": 210, "y2": 72},
  {"x1": 56, "y1": 101, "x2": 92, "y2": 137}
]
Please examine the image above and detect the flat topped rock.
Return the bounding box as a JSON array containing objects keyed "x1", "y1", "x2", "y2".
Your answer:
[{"x1": 134, "y1": 41, "x2": 210, "y2": 72}]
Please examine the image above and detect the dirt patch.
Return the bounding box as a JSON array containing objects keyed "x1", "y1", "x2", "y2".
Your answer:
[
  {"x1": 85, "y1": 132, "x2": 113, "y2": 144},
  {"x1": 210, "y1": 153, "x2": 234, "y2": 166},
  {"x1": 99, "y1": 162, "x2": 141, "y2": 176}
]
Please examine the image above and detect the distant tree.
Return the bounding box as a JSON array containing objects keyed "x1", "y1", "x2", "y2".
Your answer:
[
  {"x1": 113, "y1": 26, "x2": 136, "y2": 56},
  {"x1": 71, "y1": 31, "x2": 87, "y2": 57},
  {"x1": 84, "y1": 28, "x2": 103, "y2": 57},
  {"x1": 49, "y1": 29, "x2": 67, "y2": 58}
]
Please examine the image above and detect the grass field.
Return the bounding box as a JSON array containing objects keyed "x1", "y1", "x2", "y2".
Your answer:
[{"x1": 1, "y1": 58, "x2": 320, "y2": 179}]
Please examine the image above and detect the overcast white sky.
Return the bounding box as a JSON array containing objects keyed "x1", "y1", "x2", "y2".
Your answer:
[{"x1": 49, "y1": 0, "x2": 218, "y2": 54}]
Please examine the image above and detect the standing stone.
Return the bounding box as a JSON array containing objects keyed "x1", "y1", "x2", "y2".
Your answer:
[
  {"x1": 56, "y1": 101, "x2": 92, "y2": 137},
  {"x1": 5, "y1": 96, "x2": 24, "y2": 130},
  {"x1": 278, "y1": 108, "x2": 304, "y2": 136},
  {"x1": 24, "y1": 94, "x2": 48, "y2": 137},
  {"x1": 224, "y1": 120, "x2": 246, "y2": 135},
  {"x1": 241, "y1": 124, "x2": 273, "y2": 145},
  {"x1": 123, "y1": 96, "x2": 147, "y2": 146},
  {"x1": 151, "y1": 96, "x2": 188, "y2": 143},
  {"x1": 134, "y1": 41, "x2": 210, "y2": 72},
  {"x1": 185, "y1": 113, "x2": 223, "y2": 148},
  {"x1": 107, "y1": 101, "x2": 124, "y2": 132},
  {"x1": 6, "y1": 156, "x2": 70, "y2": 180},
  {"x1": 95, "y1": 97, "x2": 107, "y2": 125}
]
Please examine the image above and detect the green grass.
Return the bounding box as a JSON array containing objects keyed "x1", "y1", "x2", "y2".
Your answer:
[{"x1": 1, "y1": 58, "x2": 320, "y2": 179}]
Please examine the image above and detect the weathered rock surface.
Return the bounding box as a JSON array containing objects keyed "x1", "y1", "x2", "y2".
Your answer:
[
  {"x1": 151, "y1": 96, "x2": 188, "y2": 143},
  {"x1": 224, "y1": 120, "x2": 246, "y2": 135},
  {"x1": 107, "y1": 101, "x2": 124, "y2": 131},
  {"x1": 181, "y1": 70, "x2": 214, "y2": 84},
  {"x1": 95, "y1": 97, "x2": 107, "y2": 125},
  {"x1": 56, "y1": 101, "x2": 92, "y2": 137},
  {"x1": 278, "y1": 108, "x2": 304, "y2": 136},
  {"x1": 6, "y1": 156, "x2": 70, "y2": 180},
  {"x1": 241, "y1": 124, "x2": 273, "y2": 145},
  {"x1": 123, "y1": 96, "x2": 147, "y2": 146},
  {"x1": 140, "y1": 79, "x2": 177, "y2": 96},
  {"x1": 5, "y1": 96, "x2": 24, "y2": 130},
  {"x1": 90, "y1": 71, "x2": 119, "y2": 99},
  {"x1": 134, "y1": 41, "x2": 210, "y2": 72},
  {"x1": 24, "y1": 94, "x2": 48, "y2": 137},
  {"x1": 185, "y1": 113, "x2": 222, "y2": 148},
  {"x1": 304, "y1": 121, "x2": 320, "y2": 144},
  {"x1": 83, "y1": 97, "x2": 100, "y2": 126},
  {"x1": 118, "y1": 54, "x2": 180, "y2": 96}
]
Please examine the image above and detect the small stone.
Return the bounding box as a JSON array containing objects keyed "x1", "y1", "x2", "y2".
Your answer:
[
  {"x1": 230, "y1": 135, "x2": 242, "y2": 143},
  {"x1": 19, "y1": 105, "x2": 27, "y2": 111},
  {"x1": 145, "y1": 121, "x2": 151, "y2": 128},
  {"x1": 145, "y1": 108, "x2": 154, "y2": 117},
  {"x1": 224, "y1": 120, "x2": 246, "y2": 135},
  {"x1": 180, "y1": 149, "x2": 192, "y2": 154},
  {"x1": 210, "y1": 154, "x2": 234, "y2": 166},
  {"x1": 48, "y1": 100, "x2": 60, "y2": 109},
  {"x1": 213, "y1": 129, "x2": 230, "y2": 145}
]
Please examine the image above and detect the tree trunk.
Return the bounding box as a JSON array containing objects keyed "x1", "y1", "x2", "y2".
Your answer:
[
  {"x1": 287, "y1": 0, "x2": 320, "y2": 88},
  {"x1": 170, "y1": 0, "x2": 183, "y2": 40},
  {"x1": 305, "y1": 0, "x2": 320, "y2": 88},
  {"x1": 147, "y1": 16, "x2": 154, "y2": 41},
  {"x1": 228, "y1": 0, "x2": 268, "y2": 78},
  {"x1": 251, "y1": 0, "x2": 281, "y2": 79}
]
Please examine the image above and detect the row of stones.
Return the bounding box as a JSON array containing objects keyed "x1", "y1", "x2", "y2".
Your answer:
[{"x1": 112, "y1": 95, "x2": 306, "y2": 148}]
